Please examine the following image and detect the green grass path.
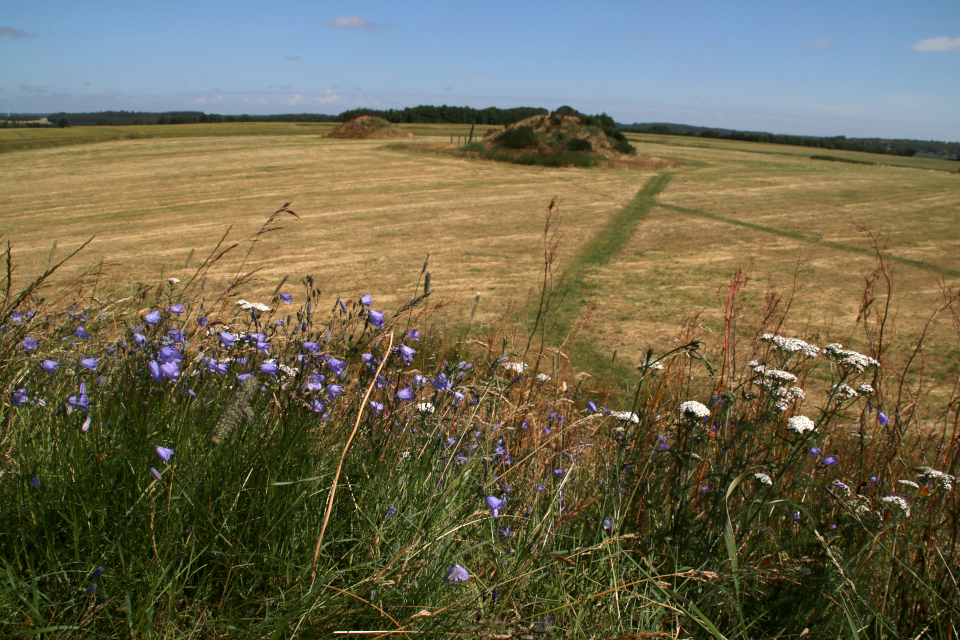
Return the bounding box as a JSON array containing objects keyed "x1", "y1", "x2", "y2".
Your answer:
[{"x1": 539, "y1": 172, "x2": 674, "y2": 383}]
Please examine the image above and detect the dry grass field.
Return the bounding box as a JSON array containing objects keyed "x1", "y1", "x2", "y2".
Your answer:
[{"x1": 2, "y1": 123, "x2": 958, "y2": 387}]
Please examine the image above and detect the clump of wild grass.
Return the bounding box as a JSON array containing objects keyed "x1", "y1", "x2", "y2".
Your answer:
[{"x1": 1, "y1": 211, "x2": 958, "y2": 638}]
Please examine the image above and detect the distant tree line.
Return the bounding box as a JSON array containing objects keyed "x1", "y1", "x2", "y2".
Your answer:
[
  {"x1": 621, "y1": 123, "x2": 960, "y2": 159},
  {"x1": 337, "y1": 105, "x2": 548, "y2": 125}
]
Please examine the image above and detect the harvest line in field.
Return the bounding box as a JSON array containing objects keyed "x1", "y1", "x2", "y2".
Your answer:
[{"x1": 657, "y1": 202, "x2": 960, "y2": 279}]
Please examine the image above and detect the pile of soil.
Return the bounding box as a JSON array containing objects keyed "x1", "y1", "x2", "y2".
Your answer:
[{"x1": 325, "y1": 116, "x2": 413, "y2": 139}]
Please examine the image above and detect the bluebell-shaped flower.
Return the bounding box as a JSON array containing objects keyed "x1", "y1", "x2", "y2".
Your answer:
[
  {"x1": 158, "y1": 347, "x2": 182, "y2": 364},
  {"x1": 144, "y1": 310, "x2": 161, "y2": 326},
  {"x1": 486, "y1": 495, "x2": 505, "y2": 517},
  {"x1": 22, "y1": 337, "x2": 37, "y2": 352},
  {"x1": 368, "y1": 310, "x2": 385, "y2": 329},
  {"x1": 445, "y1": 564, "x2": 469, "y2": 583},
  {"x1": 156, "y1": 446, "x2": 175, "y2": 464}
]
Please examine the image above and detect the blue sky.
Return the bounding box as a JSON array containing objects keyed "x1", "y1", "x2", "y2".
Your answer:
[{"x1": 2, "y1": 0, "x2": 959, "y2": 140}]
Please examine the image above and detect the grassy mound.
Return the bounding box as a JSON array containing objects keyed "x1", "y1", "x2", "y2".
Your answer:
[
  {"x1": 455, "y1": 107, "x2": 651, "y2": 168},
  {"x1": 326, "y1": 115, "x2": 413, "y2": 139}
]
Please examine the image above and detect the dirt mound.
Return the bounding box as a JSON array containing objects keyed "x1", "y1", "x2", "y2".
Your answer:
[{"x1": 326, "y1": 116, "x2": 413, "y2": 139}]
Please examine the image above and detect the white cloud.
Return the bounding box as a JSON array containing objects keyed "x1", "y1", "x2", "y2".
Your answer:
[
  {"x1": 911, "y1": 36, "x2": 960, "y2": 52},
  {"x1": 327, "y1": 15, "x2": 375, "y2": 29},
  {"x1": 0, "y1": 26, "x2": 39, "y2": 38},
  {"x1": 803, "y1": 39, "x2": 830, "y2": 48}
]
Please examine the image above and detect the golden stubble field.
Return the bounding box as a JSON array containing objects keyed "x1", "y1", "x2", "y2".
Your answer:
[{"x1": 1, "y1": 124, "x2": 958, "y2": 385}]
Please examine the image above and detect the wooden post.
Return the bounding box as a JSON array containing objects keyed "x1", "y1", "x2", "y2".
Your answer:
[{"x1": 467, "y1": 123, "x2": 475, "y2": 144}]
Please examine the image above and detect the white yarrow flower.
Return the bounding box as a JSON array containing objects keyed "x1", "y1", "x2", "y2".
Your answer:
[
  {"x1": 501, "y1": 362, "x2": 526, "y2": 374},
  {"x1": 612, "y1": 411, "x2": 640, "y2": 424},
  {"x1": 857, "y1": 382, "x2": 874, "y2": 395},
  {"x1": 754, "y1": 472, "x2": 773, "y2": 486},
  {"x1": 881, "y1": 495, "x2": 911, "y2": 517},
  {"x1": 679, "y1": 400, "x2": 711, "y2": 419},
  {"x1": 787, "y1": 415, "x2": 816, "y2": 434},
  {"x1": 916, "y1": 467, "x2": 955, "y2": 491},
  {"x1": 535, "y1": 373, "x2": 551, "y2": 383},
  {"x1": 830, "y1": 383, "x2": 859, "y2": 400},
  {"x1": 760, "y1": 334, "x2": 820, "y2": 357},
  {"x1": 823, "y1": 343, "x2": 879, "y2": 372},
  {"x1": 168, "y1": 277, "x2": 181, "y2": 284}
]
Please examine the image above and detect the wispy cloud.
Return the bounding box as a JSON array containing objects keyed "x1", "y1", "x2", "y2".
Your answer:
[
  {"x1": 326, "y1": 15, "x2": 376, "y2": 29},
  {"x1": 284, "y1": 56, "x2": 301, "y2": 61},
  {"x1": 911, "y1": 36, "x2": 960, "y2": 52},
  {"x1": 0, "y1": 26, "x2": 39, "y2": 38},
  {"x1": 803, "y1": 39, "x2": 830, "y2": 48}
]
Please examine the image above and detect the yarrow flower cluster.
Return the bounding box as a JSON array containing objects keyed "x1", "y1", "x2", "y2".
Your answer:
[
  {"x1": 235, "y1": 299, "x2": 271, "y2": 313},
  {"x1": 823, "y1": 343, "x2": 880, "y2": 372},
  {"x1": 787, "y1": 415, "x2": 816, "y2": 434},
  {"x1": 501, "y1": 361, "x2": 526, "y2": 374},
  {"x1": 830, "y1": 383, "x2": 859, "y2": 401},
  {"x1": 759, "y1": 334, "x2": 820, "y2": 357},
  {"x1": 773, "y1": 386, "x2": 805, "y2": 411},
  {"x1": 857, "y1": 382, "x2": 874, "y2": 395},
  {"x1": 678, "y1": 400, "x2": 710, "y2": 419},
  {"x1": 754, "y1": 472, "x2": 773, "y2": 486},
  {"x1": 916, "y1": 467, "x2": 954, "y2": 491},
  {"x1": 881, "y1": 495, "x2": 911, "y2": 517},
  {"x1": 611, "y1": 411, "x2": 640, "y2": 424}
]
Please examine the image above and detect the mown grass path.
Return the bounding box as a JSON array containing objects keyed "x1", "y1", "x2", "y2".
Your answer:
[{"x1": 543, "y1": 172, "x2": 674, "y2": 381}]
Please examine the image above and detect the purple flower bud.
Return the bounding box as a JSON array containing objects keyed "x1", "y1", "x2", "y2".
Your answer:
[
  {"x1": 133, "y1": 333, "x2": 146, "y2": 347},
  {"x1": 603, "y1": 517, "x2": 613, "y2": 531},
  {"x1": 453, "y1": 391, "x2": 465, "y2": 405},
  {"x1": 85, "y1": 584, "x2": 97, "y2": 595},
  {"x1": 79, "y1": 357, "x2": 98, "y2": 370},
  {"x1": 144, "y1": 310, "x2": 161, "y2": 326},
  {"x1": 150, "y1": 467, "x2": 162, "y2": 481},
  {"x1": 90, "y1": 567, "x2": 105, "y2": 580},
  {"x1": 41, "y1": 359, "x2": 60, "y2": 374},
  {"x1": 868, "y1": 476, "x2": 878, "y2": 484},
  {"x1": 29, "y1": 475, "x2": 39, "y2": 488},
  {"x1": 197, "y1": 316, "x2": 209, "y2": 326},
  {"x1": 553, "y1": 468, "x2": 565, "y2": 477},
  {"x1": 823, "y1": 455, "x2": 839, "y2": 466},
  {"x1": 877, "y1": 412, "x2": 890, "y2": 426},
  {"x1": 810, "y1": 447, "x2": 822, "y2": 457},
  {"x1": 384, "y1": 503, "x2": 396, "y2": 520},
  {"x1": 75, "y1": 326, "x2": 92, "y2": 340},
  {"x1": 156, "y1": 446, "x2": 175, "y2": 464},
  {"x1": 279, "y1": 293, "x2": 293, "y2": 304},
  {"x1": 586, "y1": 401, "x2": 598, "y2": 412}
]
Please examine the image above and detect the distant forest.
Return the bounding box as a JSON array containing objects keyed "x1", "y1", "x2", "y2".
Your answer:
[
  {"x1": 3, "y1": 107, "x2": 957, "y2": 159},
  {"x1": 621, "y1": 122, "x2": 960, "y2": 159}
]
